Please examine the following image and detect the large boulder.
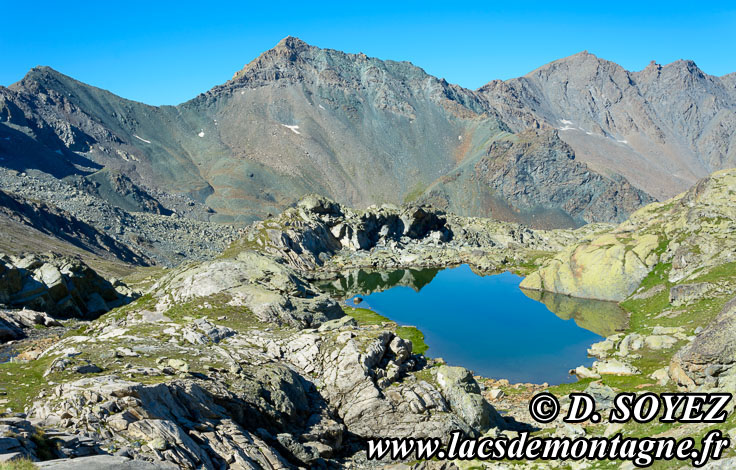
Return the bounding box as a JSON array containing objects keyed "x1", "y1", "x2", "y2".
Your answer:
[
  {"x1": 670, "y1": 297, "x2": 736, "y2": 388},
  {"x1": 0, "y1": 252, "x2": 131, "y2": 319},
  {"x1": 520, "y1": 232, "x2": 660, "y2": 301},
  {"x1": 153, "y1": 250, "x2": 342, "y2": 328},
  {"x1": 436, "y1": 365, "x2": 502, "y2": 432}
]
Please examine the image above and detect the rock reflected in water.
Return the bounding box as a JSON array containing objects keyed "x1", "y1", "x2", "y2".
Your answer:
[{"x1": 520, "y1": 288, "x2": 629, "y2": 338}]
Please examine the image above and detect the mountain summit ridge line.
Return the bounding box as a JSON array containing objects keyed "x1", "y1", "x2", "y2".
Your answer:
[{"x1": 1, "y1": 36, "x2": 734, "y2": 228}]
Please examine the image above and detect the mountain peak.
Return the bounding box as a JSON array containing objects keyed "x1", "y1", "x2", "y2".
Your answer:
[
  {"x1": 230, "y1": 36, "x2": 317, "y2": 82},
  {"x1": 22, "y1": 65, "x2": 63, "y2": 80},
  {"x1": 12, "y1": 65, "x2": 70, "y2": 90},
  {"x1": 274, "y1": 36, "x2": 310, "y2": 51}
]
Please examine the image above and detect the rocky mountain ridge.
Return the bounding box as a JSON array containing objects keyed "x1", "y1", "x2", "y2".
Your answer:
[
  {"x1": 5, "y1": 37, "x2": 731, "y2": 233},
  {"x1": 479, "y1": 52, "x2": 736, "y2": 200}
]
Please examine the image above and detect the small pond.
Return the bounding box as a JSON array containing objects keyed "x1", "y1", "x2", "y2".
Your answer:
[{"x1": 318, "y1": 264, "x2": 628, "y2": 384}]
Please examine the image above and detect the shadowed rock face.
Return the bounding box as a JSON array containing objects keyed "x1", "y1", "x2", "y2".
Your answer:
[
  {"x1": 0, "y1": 189, "x2": 150, "y2": 266},
  {"x1": 0, "y1": 38, "x2": 688, "y2": 229},
  {"x1": 0, "y1": 252, "x2": 133, "y2": 319}
]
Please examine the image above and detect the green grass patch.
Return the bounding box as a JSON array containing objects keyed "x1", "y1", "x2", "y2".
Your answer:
[
  {"x1": 344, "y1": 307, "x2": 429, "y2": 355},
  {"x1": 547, "y1": 378, "x2": 594, "y2": 396},
  {"x1": 344, "y1": 306, "x2": 390, "y2": 325},
  {"x1": 0, "y1": 356, "x2": 54, "y2": 413},
  {"x1": 692, "y1": 262, "x2": 736, "y2": 283},
  {"x1": 0, "y1": 459, "x2": 38, "y2": 470},
  {"x1": 403, "y1": 182, "x2": 427, "y2": 204},
  {"x1": 396, "y1": 326, "x2": 428, "y2": 355}
]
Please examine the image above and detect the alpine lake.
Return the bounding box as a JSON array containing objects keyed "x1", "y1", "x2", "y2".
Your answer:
[{"x1": 317, "y1": 264, "x2": 628, "y2": 384}]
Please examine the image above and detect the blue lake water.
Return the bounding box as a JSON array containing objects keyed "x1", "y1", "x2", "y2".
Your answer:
[{"x1": 322, "y1": 264, "x2": 628, "y2": 384}]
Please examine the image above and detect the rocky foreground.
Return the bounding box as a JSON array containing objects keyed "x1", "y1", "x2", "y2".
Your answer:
[
  {"x1": 0, "y1": 196, "x2": 592, "y2": 469},
  {"x1": 2, "y1": 170, "x2": 736, "y2": 469}
]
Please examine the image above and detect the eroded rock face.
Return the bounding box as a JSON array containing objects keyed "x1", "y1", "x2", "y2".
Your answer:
[
  {"x1": 30, "y1": 376, "x2": 299, "y2": 469},
  {"x1": 670, "y1": 297, "x2": 736, "y2": 389},
  {"x1": 240, "y1": 194, "x2": 600, "y2": 276},
  {"x1": 244, "y1": 195, "x2": 452, "y2": 271},
  {"x1": 0, "y1": 252, "x2": 133, "y2": 320},
  {"x1": 281, "y1": 328, "x2": 500, "y2": 441}
]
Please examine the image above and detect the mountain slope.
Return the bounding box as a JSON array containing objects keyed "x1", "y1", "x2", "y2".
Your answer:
[
  {"x1": 417, "y1": 129, "x2": 653, "y2": 228},
  {"x1": 479, "y1": 52, "x2": 736, "y2": 200},
  {"x1": 3, "y1": 38, "x2": 732, "y2": 230}
]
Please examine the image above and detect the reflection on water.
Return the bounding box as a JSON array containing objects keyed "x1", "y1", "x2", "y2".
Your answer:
[
  {"x1": 520, "y1": 288, "x2": 628, "y2": 338},
  {"x1": 316, "y1": 268, "x2": 440, "y2": 298},
  {"x1": 322, "y1": 265, "x2": 629, "y2": 384}
]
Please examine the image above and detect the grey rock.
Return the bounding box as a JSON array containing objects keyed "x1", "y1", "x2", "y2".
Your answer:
[
  {"x1": 670, "y1": 282, "x2": 714, "y2": 306},
  {"x1": 584, "y1": 382, "x2": 616, "y2": 410},
  {"x1": 435, "y1": 365, "x2": 502, "y2": 433},
  {"x1": 0, "y1": 252, "x2": 132, "y2": 321},
  {"x1": 36, "y1": 455, "x2": 172, "y2": 469},
  {"x1": 671, "y1": 297, "x2": 736, "y2": 388}
]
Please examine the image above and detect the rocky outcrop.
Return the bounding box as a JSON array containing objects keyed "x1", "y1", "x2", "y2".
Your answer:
[
  {"x1": 281, "y1": 328, "x2": 502, "y2": 441},
  {"x1": 239, "y1": 194, "x2": 602, "y2": 277},
  {"x1": 151, "y1": 250, "x2": 341, "y2": 328},
  {"x1": 670, "y1": 297, "x2": 736, "y2": 389},
  {"x1": 0, "y1": 252, "x2": 133, "y2": 320},
  {"x1": 522, "y1": 168, "x2": 736, "y2": 301},
  {"x1": 0, "y1": 308, "x2": 61, "y2": 341},
  {"x1": 243, "y1": 195, "x2": 451, "y2": 271},
  {"x1": 669, "y1": 282, "x2": 715, "y2": 307},
  {"x1": 520, "y1": 232, "x2": 661, "y2": 301}
]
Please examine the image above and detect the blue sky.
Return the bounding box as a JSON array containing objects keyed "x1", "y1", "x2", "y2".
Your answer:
[{"x1": 2, "y1": 1, "x2": 735, "y2": 106}]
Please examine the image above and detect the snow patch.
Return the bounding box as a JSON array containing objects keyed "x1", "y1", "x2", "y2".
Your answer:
[
  {"x1": 318, "y1": 104, "x2": 325, "y2": 110},
  {"x1": 560, "y1": 119, "x2": 573, "y2": 125},
  {"x1": 198, "y1": 131, "x2": 205, "y2": 138},
  {"x1": 241, "y1": 91, "x2": 245, "y2": 95},
  {"x1": 134, "y1": 135, "x2": 151, "y2": 144},
  {"x1": 559, "y1": 126, "x2": 577, "y2": 131},
  {"x1": 617, "y1": 139, "x2": 628, "y2": 144},
  {"x1": 458, "y1": 135, "x2": 463, "y2": 141},
  {"x1": 282, "y1": 124, "x2": 301, "y2": 135}
]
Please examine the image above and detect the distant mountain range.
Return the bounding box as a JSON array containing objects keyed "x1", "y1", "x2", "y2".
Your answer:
[{"x1": 1, "y1": 37, "x2": 734, "y2": 229}]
